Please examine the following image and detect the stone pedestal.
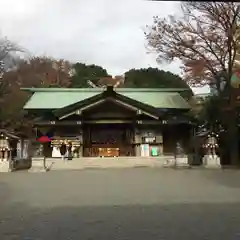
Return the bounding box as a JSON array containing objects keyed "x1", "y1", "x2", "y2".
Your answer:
[
  {"x1": 135, "y1": 145, "x2": 141, "y2": 157},
  {"x1": 163, "y1": 156, "x2": 176, "y2": 167},
  {"x1": 163, "y1": 155, "x2": 189, "y2": 168},
  {"x1": 203, "y1": 155, "x2": 221, "y2": 168},
  {"x1": 0, "y1": 161, "x2": 11, "y2": 172},
  {"x1": 29, "y1": 157, "x2": 48, "y2": 172},
  {"x1": 176, "y1": 155, "x2": 189, "y2": 167},
  {"x1": 78, "y1": 145, "x2": 83, "y2": 157}
]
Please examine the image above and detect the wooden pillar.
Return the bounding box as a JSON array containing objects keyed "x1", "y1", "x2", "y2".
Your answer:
[
  {"x1": 156, "y1": 132, "x2": 163, "y2": 155},
  {"x1": 16, "y1": 140, "x2": 22, "y2": 158},
  {"x1": 78, "y1": 133, "x2": 83, "y2": 157},
  {"x1": 0, "y1": 150, "x2": 3, "y2": 161},
  {"x1": 135, "y1": 144, "x2": 141, "y2": 156},
  {"x1": 134, "y1": 127, "x2": 142, "y2": 156},
  {"x1": 4, "y1": 150, "x2": 8, "y2": 160}
]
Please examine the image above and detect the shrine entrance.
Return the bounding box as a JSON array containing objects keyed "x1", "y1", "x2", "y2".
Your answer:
[{"x1": 83, "y1": 124, "x2": 135, "y2": 157}]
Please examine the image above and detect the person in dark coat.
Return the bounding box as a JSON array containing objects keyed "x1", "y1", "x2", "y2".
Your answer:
[
  {"x1": 67, "y1": 142, "x2": 72, "y2": 160},
  {"x1": 60, "y1": 142, "x2": 67, "y2": 161}
]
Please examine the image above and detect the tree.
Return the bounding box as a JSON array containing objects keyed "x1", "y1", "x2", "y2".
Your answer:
[
  {"x1": 0, "y1": 37, "x2": 24, "y2": 128},
  {"x1": 145, "y1": 2, "x2": 240, "y2": 94},
  {"x1": 16, "y1": 57, "x2": 73, "y2": 87},
  {"x1": 0, "y1": 57, "x2": 73, "y2": 131},
  {"x1": 124, "y1": 67, "x2": 193, "y2": 99},
  {"x1": 0, "y1": 37, "x2": 23, "y2": 100},
  {"x1": 234, "y1": 27, "x2": 240, "y2": 71},
  {"x1": 197, "y1": 96, "x2": 222, "y2": 127},
  {"x1": 70, "y1": 63, "x2": 110, "y2": 88},
  {"x1": 124, "y1": 67, "x2": 190, "y2": 88},
  {"x1": 1, "y1": 57, "x2": 73, "y2": 102},
  {"x1": 0, "y1": 37, "x2": 23, "y2": 76},
  {"x1": 145, "y1": 2, "x2": 240, "y2": 165}
]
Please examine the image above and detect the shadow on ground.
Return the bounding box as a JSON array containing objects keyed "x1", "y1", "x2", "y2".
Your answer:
[
  {"x1": 191, "y1": 168, "x2": 240, "y2": 189},
  {"x1": 1, "y1": 199, "x2": 240, "y2": 239}
]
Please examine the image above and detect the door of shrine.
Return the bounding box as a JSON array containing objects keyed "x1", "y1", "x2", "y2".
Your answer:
[{"x1": 83, "y1": 124, "x2": 134, "y2": 157}]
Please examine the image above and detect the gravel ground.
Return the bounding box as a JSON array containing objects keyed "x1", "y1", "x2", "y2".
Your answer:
[{"x1": 1, "y1": 168, "x2": 240, "y2": 239}]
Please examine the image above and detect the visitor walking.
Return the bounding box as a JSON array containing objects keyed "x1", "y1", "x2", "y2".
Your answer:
[
  {"x1": 60, "y1": 142, "x2": 67, "y2": 161},
  {"x1": 67, "y1": 142, "x2": 73, "y2": 160}
]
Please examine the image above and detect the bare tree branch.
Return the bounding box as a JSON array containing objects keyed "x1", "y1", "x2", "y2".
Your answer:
[
  {"x1": 0, "y1": 37, "x2": 23, "y2": 76},
  {"x1": 145, "y1": 2, "x2": 240, "y2": 93}
]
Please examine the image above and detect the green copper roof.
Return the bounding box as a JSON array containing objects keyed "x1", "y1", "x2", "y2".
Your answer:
[
  {"x1": 24, "y1": 91, "x2": 98, "y2": 109},
  {"x1": 22, "y1": 88, "x2": 190, "y2": 110},
  {"x1": 21, "y1": 87, "x2": 190, "y2": 92}
]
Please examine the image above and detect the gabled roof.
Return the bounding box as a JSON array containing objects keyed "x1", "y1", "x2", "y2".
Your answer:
[
  {"x1": 22, "y1": 87, "x2": 191, "y2": 110},
  {"x1": 53, "y1": 89, "x2": 161, "y2": 120},
  {"x1": 0, "y1": 129, "x2": 21, "y2": 139}
]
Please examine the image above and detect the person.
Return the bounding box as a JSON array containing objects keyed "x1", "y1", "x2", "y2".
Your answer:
[
  {"x1": 60, "y1": 142, "x2": 67, "y2": 161},
  {"x1": 67, "y1": 142, "x2": 73, "y2": 160}
]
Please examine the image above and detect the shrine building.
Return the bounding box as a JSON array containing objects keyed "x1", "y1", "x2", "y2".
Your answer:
[{"x1": 22, "y1": 86, "x2": 194, "y2": 158}]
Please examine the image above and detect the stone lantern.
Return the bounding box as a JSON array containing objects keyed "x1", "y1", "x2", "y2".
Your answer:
[
  {"x1": 0, "y1": 132, "x2": 11, "y2": 161},
  {"x1": 202, "y1": 132, "x2": 221, "y2": 168}
]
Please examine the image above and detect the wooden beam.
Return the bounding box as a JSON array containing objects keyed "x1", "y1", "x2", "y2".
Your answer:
[
  {"x1": 59, "y1": 99, "x2": 105, "y2": 120},
  {"x1": 136, "y1": 120, "x2": 192, "y2": 125},
  {"x1": 84, "y1": 120, "x2": 132, "y2": 124},
  {"x1": 58, "y1": 97, "x2": 159, "y2": 121},
  {"x1": 34, "y1": 121, "x2": 82, "y2": 126},
  {"x1": 34, "y1": 119, "x2": 191, "y2": 127},
  {"x1": 114, "y1": 99, "x2": 159, "y2": 119}
]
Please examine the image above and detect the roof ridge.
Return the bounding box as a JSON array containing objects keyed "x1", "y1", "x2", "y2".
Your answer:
[{"x1": 21, "y1": 87, "x2": 190, "y2": 93}]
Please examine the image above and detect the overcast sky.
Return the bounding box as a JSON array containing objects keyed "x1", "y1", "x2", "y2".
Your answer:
[{"x1": 0, "y1": 0, "x2": 209, "y2": 93}]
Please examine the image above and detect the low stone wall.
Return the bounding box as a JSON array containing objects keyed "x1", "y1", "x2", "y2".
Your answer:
[
  {"x1": 43, "y1": 156, "x2": 178, "y2": 171},
  {"x1": 1, "y1": 155, "x2": 227, "y2": 173},
  {"x1": 13, "y1": 159, "x2": 32, "y2": 171}
]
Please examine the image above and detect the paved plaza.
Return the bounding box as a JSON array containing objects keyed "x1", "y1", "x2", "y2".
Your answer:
[{"x1": 1, "y1": 168, "x2": 240, "y2": 239}]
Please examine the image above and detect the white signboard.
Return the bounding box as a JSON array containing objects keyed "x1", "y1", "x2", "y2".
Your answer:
[
  {"x1": 140, "y1": 144, "x2": 150, "y2": 157},
  {"x1": 52, "y1": 147, "x2": 61, "y2": 158},
  {"x1": 23, "y1": 140, "x2": 29, "y2": 159}
]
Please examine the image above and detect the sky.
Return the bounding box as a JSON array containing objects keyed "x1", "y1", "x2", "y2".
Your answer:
[{"x1": 0, "y1": 0, "x2": 209, "y2": 94}]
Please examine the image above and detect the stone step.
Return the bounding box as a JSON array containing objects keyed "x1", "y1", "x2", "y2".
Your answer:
[
  {"x1": 43, "y1": 156, "x2": 178, "y2": 171},
  {"x1": 29, "y1": 156, "x2": 191, "y2": 171}
]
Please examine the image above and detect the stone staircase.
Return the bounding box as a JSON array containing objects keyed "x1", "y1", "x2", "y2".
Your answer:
[
  {"x1": 29, "y1": 155, "x2": 190, "y2": 172},
  {"x1": 44, "y1": 156, "x2": 175, "y2": 171}
]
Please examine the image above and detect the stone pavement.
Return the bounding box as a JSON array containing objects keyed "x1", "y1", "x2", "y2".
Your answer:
[{"x1": 1, "y1": 168, "x2": 240, "y2": 239}]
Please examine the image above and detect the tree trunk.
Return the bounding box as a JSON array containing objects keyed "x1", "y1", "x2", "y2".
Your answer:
[{"x1": 227, "y1": 109, "x2": 239, "y2": 166}]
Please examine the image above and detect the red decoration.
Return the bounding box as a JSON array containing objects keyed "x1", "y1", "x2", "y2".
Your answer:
[
  {"x1": 236, "y1": 71, "x2": 240, "y2": 78},
  {"x1": 37, "y1": 136, "x2": 51, "y2": 143}
]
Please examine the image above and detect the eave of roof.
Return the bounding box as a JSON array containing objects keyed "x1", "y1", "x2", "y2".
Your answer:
[
  {"x1": 22, "y1": 87, "x2": 191, "y2": 110},
  {"x1": 21, "y1": 87, "x2": 190, "y2": 93},
  {"x1": 53, "y1": 91, "x2": 161, "y2": 120},
  {"x1": 0, "y1": 129, "x2": 21, "y2": 139}
]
